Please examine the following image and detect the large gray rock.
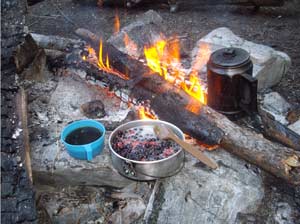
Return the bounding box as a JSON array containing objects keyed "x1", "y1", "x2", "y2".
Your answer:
[
  {"x1": 261, "y1": 91, "x2": 291, "y2": 125},
  {"x1": 108, "y1": 10, "x2": 165, "y2": 59},
  {"x1": 156, "y1": 150, "x2": 264, "y2": 224},
  {"x1": 30, "y1": 74, "x2": 133, "y2": 189},
  {"x1": 191, "y1": 27, "x2": 291, "y2": 90}
]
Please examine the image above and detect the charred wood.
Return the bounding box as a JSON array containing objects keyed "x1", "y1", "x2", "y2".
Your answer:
[
  {"x1": 27, "y1": 0, "x2": 45, "y2": 6},
  {"x1": 75, "y1": 28, "x2": 152, "y2": 85},
  {"x1": 99, "y1": 0, "x2": 284, "y2": 11},
  {"x1": 259, "y1": 109, "x2": 300, "y2": 151},
  {"x1": 179, "y1": 0, "x2": 284, "y2": 7},
  {"x1": 13, "y1": 34, "x2": 39, "y2": 73}
]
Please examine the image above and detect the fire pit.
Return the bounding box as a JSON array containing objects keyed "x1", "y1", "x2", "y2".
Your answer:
[
  {"x1": 6, "y1": 2, "x2": 300, "y2": 222},
  {"x1": 108, "y1": 120, "x2": 185, "y2": 180}
]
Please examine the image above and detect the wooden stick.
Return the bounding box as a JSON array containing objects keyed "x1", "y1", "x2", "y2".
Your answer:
[
  {"x1": 20, "y1": 88, "x2": 33, "y2": 184},
  {"x1": 31, "y1": 33, "x2": 82, "y2": 51},
  {"x1": 143, "y1": 180, "x2": 160, "y2": 223}
]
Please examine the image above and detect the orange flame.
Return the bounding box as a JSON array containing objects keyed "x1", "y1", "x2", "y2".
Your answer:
[
  {"x1": 84, "y1": 41, "x2": 129, "y2": 80},
  {"x1": 97, "y1": 39, "x2": 129, "y2": 80},
  {"x1": 114, "y1": 11, "x2": 120, "y2": 35},
  {"x1": 138, "y1": 106, "x2": 157, "y2": 120},
  {"x1": 144, "y1": 37, "x2": 209, "y2": 105},
  {"x1": 123, "y1": 33, "x2": 138, "y2": 58},
  {"x1": 84, "y1": 13, "x2": 210, "y2": 112}
]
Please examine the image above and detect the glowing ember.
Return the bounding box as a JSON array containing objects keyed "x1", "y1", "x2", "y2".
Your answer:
[
  {"x1": 138, "y1": 106, "x2": 157, "y2": 120},
  {"x1": 114, "y1": 11, "x2": 120, "y2": 35},
  {"x1": 185, "y1": 100, "x2": 201, "y2": 115}
]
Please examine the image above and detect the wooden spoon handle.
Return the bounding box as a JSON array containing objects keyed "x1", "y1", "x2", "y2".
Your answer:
[{"x1": 169, "y1": 133, "x2": 218, "y2": 169}]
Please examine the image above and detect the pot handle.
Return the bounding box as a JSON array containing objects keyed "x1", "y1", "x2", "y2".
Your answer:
[{"x1": 238, "y1": 73, "x2": 258, "y2": 114}]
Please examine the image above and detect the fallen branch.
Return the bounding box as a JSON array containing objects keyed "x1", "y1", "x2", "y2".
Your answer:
[{"x1": 18, "y1": 88, "x2": 33, "y2": 184}]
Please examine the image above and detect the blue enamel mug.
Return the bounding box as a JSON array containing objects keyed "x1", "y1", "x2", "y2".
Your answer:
[{"x1": 61, "y1": 120, "x2": 106, "y2": 161}]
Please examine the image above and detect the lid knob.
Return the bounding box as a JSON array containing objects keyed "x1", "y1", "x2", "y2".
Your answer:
[{"x1": 223, "y1": 48, "x2": 236, "y2": 58}]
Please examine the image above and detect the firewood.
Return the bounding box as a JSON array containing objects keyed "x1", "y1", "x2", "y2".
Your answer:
[
  {"x1": 259, "y1": 109, "x2": 300, "y2": 151},
  {"x1": 17, "y1": 88, "x2": 33, "y2": 184},
  {"x1": 13, "y1": 34, "x2": 39, "y2": 73},
  {"x1": 31, "y1": 33, "x2": 82, "y2": 51},
  {"x1": 148, "y1": 89, "x2": 300, "y2": 185},
  {"x1": 180, "y1": 0, "x2": 284, "y2": 7},
  {"x1": 75, "y1": 28, "x2": 152, "y2": 85}
]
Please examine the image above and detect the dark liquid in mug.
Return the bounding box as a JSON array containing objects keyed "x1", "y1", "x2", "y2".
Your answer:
[{"x1": 65, "y1": 127, "x2": 102, "y2": 145}]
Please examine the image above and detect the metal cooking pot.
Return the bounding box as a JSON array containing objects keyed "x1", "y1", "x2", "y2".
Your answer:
[
  {"x1": 207, "y1": 47, "x2": 258, "y2": 116},
  {"x1": 108, "y1": 120, "x2": 185, "y2": 181}
]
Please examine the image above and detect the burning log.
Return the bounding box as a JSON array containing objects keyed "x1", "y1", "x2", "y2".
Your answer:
[
  {"x1": 129, "y1": 73, "x2": 300, "y2": 184},
  {"x1": 147, "y1": 87, "x2": 300, "y2": 185},
  {"x1": 75, "y1": 28, "x2": 152, "y2": 86}
]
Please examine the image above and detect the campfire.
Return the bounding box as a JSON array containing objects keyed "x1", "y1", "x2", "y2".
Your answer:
[
  {"x1": 4, "y1": 2, "x2": 300, "y2": 223},
  {"x1": 83, "y1": 27, "x2": 209, "y2": 107}
]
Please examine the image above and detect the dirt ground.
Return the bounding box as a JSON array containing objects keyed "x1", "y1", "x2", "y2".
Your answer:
[{"x1": 26, "y1": 0, "x2": 300, "y2": 107}]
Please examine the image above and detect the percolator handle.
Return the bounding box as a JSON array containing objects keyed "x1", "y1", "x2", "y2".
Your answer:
[{"x1": 238, "y1": 73, "x2": 258, "y2": 114}]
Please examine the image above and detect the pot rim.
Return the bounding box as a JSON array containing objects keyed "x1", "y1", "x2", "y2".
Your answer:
[{"x1": 108, "y1": 119, "x2": 185, "y2": 164}]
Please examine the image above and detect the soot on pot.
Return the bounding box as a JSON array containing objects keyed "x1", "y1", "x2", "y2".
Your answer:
[{"x1": 112, "y1": 127, "x2": 181, "y2": 161}]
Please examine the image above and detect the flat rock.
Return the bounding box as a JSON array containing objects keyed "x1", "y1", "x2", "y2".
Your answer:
[
  {"x1": 192, "y1": 27, "x2": 291, "y2": 90},
  {"x1": 108, "y1": 10, "x2": 165, "y2": 59},
  {"x1": 156, "y1": 150, "x2": 264, "y2": 224},
  {"x1": 31, "y1": 127, "x2": 134, "y2": 188},
  {"x1": 288, "y1": 119, "x2": 300, "y2": 135},
  {"x1": 261, "y1": 91, "x2": 291, "y2": 125},
  {"x1": 30, "y1": 73, "x2": 134, "y2": 189}
]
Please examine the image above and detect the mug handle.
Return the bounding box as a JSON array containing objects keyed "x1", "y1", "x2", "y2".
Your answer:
[{"x1": 84, "y1": 145, "x2": 93, "y2": 161}]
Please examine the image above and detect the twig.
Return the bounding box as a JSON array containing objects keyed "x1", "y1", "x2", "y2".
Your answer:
[
  {"x1": 30, "y1": 14, "x2": 61, "y2": 19},
  {"x1": 52, "y1": 123, "x2": 61, "y2": 174},
  {"x1": 143, "y1": 180, "x2": 160, "y2": 223},
  {"x1": 20, "y1": 88, "x2": 33, "y2": 184}
]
